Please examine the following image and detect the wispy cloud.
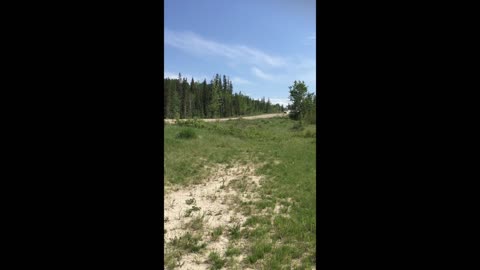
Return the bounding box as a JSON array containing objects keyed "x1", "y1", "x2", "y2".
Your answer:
[
  {"x1": 165, "y1": 29, "x2": 316, "y2": 92},
  {"x1": 165, "y1": 29, "x2": 287, "y2": 68},
  {"x1": 251, "y1": 67, "x2": 274, "y2": 80},
  {"x1": 231, "y1": 77, "x2": 252, "y2": 85},
  {"x1": 164, "y1": 71, "x2": 179, "y2": 79},
  {"x1": 270, "y1": 98, "x2": 291, "y2": 107}
]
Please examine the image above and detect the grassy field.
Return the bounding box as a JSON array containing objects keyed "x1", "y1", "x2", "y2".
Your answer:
[{"x1": 164, "y1": 117, "x2": 316, "y2": 269}]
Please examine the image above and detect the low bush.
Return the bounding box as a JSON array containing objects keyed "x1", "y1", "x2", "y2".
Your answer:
[
  {"x1": 176, "y1": 128, "x2": 198, "y2": 139},
  {"x1": 176, "y1": 118, "x2": 206, "y2": 128},
  {"x1": 291, "y1": 122, "x2": 304, "y2": 131},
  {"x1": 303, "y1": 129, "x2": 316, "y2": 138}
]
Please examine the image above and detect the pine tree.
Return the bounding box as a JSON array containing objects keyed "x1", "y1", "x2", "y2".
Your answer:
[
  {"x1": 169, "y1": 79, "x2": 180, "y2": 119},
  {"x1": 202, "y1": 79, "x2": 208, "y2": 118},
  {"x1": 164, "y1": 79, "x2": 169, "y2": 118},
  {"x1": 189, "y1": 78, "x2": 195, "y2": 118},
  {"x1": 208, "y1": 79, "x2": 221, "y2": 117},
  {"x1": 181, "y1": 78, "x2": 189, "y2": 118}
]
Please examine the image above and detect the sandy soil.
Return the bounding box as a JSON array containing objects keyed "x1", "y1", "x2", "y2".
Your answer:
[
  {"x1": 164, "y1": 113, "x2": 286, "y2": 124},
  {"x1": 164, "y1": 163, "x2": 263, "y2": 269}
]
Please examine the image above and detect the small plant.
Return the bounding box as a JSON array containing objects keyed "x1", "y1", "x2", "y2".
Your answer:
[
  {"x1": 303, "y1": 129, "x2": 316, "y2": 138},
  {"x1": 247, "y1": 241, "x2": 273, "y2": 264},
  {"x1": 207, "y1": 251, "x2": 226, "y2": 270},
  {"x1": 210, "y1": 226, "x2": 223, "y2": 241},
  {"x1": 185, "y1": 215, "x2": 204, "y2": 231},
  {"x1": 176, "y1": 128, "x2": 198, "y2": 139},
  {"x1": 185, "y1": 198, "x2": 196, "y2": 205},
  {"x1": 177, "y1": 118, "x2": 206, "y2": 128},
  {"x1": 207, "y1": 194, "x2": 217, "y2": 202},
  {"x1": 225, "y1": 246, "x2": 241, "y2": 257},
  {"x1": 228, "y1": 223, "x2": 241, "y2": 240},
  {"x1": 171, "y1": 232, "x2": 206, "y2": 253},
  {"x1": 291, "y1": 122, "x2": 304, "y2": 131},
  {"x1": 184, "y1": 205, "x2": 201, "y2": 217},
  {"x1": 220, "y1": 178, "x2": 226, "y2": 189},
  {"x1": 164, "y1": 249, "x2": 182, "y2": 270}
]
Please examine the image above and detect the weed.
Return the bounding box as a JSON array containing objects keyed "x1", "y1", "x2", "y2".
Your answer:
[
  {"x1": 184, "y1": 215, "x2": 204, "y2": 231},
  {"x1": 225, "y1": 246, "x2": 241, "y2": 257},
  {"x1": 303, "y1": 129, "x2": 316, "y2": 138},
  {"x1": 185, "y1": 198, "x2": 195, "y2": 205},
  {"x1": 164, "y1": 249, "x2": 182, "y2": 270},
  {"x1": 176, "y1": 128, "x2": 198, "y2": 139},
  {"x1": 207, "y1": 251, "x2": 226, "y2": 270},
  {"x1": 291, "y1": 122, "x2": 304, "y2": 131},
  {"x1": 247, "y1": 241, "x2": 273, "y2": 264},
  {"x1": 228, "y1": 223, "x2": 241, "y2": 240},
  {"x1": 170, "y1": 232, "x2": 206, "y2": 253},
  {"x1": 210, "y1": 226, "x2": 223, "y2": 241},
  {"x1": 184, "y1": 205, "x2": 201, "y2": 217}
]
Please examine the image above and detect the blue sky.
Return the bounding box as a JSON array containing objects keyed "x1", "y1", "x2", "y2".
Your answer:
[{"x1": 164, "y1": 0, "x2": 316, "y2": 106}]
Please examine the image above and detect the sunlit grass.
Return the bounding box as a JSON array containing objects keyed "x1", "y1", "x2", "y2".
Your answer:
[{"x1": 164, "y1": 117, "x2": 316, "y2": 268}]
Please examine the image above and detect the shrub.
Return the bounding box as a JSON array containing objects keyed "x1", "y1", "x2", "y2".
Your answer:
[
  {"x1": 176, "y1": 128, "x2": 197, "y2": 139},
  {"x1": 303, "y1": 110, "x2": 316, "y2": 125},
  {"x1": 303, "y1": 129, "x2": 316, "y2": 138},
  {"x1": 291, "y1": 122, "x2": 304, "y2": 131},
  {"x1": 176, "y1": 118, "x2": 205, "y2": 128}
]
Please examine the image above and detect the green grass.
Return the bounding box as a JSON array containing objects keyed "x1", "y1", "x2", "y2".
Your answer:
[
  {"x1": 246, "y1": 240, "x2": 273, "y2": 263},
  {"x1": 184, "y1": 215, "x2": 204, "y2": 231},
  {"x1": 225, "y1": 246, "x2": 241, "y2": 257},
  {"x1": 207, "y1": 251, "x2": 227, "y2": 270},
  {"x1": 170, "y1": 232, "x2": 207, "y2": 253},
  {"x1": 164, "y1": 117, "x2": 316, "y2": 268},
  {"x1": 227, "y1": 223, "x2": 242, "y2": 241},
  {"x1": 210, "y1": 226, "x2": 223, "y2": 241},
  {"x1": 176, "y1": 128, "x2": 198, "y2": 139}
]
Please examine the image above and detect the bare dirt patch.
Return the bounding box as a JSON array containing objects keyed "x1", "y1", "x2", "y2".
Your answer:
[{"x1": 164, "y1": 163, "x2": 264, "y2": 269}]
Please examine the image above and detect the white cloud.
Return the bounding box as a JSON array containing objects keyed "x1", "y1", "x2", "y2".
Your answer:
[
  {"x1": 251, "y1": 67, "x2": 274, "y2": 80},
  {"x1": 164, "y1": 71, "x2": 179, "y2": 79},
  {"x1": 269, "y1": 98, "x2": 291, "y2": 107},
  {"x1": 165, "y1": 29, "x2": 287, "y2": 68},
  {"x1": 231, "y1": 77, "x2": 252, "y2": 85},
  {"x1": 165, "y1": 29, "x2": 316, "y2": 92}
]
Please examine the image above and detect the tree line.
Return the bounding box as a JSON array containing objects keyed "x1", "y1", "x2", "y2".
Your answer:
[{"x1": 164, "y1": 73, "x2": 284, "y2": 119}]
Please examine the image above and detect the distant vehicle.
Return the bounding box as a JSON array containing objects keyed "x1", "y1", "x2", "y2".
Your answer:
[{"x1": 283, "y1": 110, "x2": 291, "y2": 114}]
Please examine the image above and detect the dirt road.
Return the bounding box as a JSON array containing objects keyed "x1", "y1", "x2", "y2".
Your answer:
[{"x1": 164, "y1": 113, "x2": 286, "y2": 124}]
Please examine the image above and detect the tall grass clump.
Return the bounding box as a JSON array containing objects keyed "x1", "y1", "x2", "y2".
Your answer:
[
  {"x1": 176, "y1": 128, "x2": 198, "y2": 139},
  {"x1": 303, "y1": 129, "x2": 316, "y2": 138},
  {"x1": 291, "y1": 122, "x2": 304, "y2": 131},
  {"x1": 176, "y1": 118, "x2": 206, "y2": 128}
]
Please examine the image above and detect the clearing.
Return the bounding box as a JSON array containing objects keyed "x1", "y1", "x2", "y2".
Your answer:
[{"x1": 164, "y1": 117, "x2": 316, "y2": 269}]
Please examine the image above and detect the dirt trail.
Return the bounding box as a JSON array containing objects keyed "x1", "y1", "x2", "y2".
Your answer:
[{"x1": 164, "y1": 113, "x2": 285, "y2": 124}]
